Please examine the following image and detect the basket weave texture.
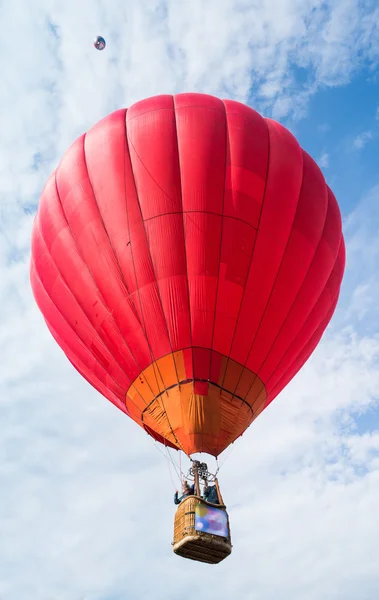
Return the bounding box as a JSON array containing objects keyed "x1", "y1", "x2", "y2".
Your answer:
[{"x1": 172, "y1": 495, "x2": 232, "y2": 564}]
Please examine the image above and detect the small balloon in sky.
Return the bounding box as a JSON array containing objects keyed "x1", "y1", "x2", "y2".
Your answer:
[{"x1": 94, "y1": 35, "x2": 106, "y2": 50}]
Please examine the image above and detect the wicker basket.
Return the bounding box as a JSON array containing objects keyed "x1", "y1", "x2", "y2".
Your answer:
[{"x1": 172, "y1": 495, "x2": 232, "y2": 564}]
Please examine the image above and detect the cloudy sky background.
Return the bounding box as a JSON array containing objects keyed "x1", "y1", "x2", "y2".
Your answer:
[{"x1": 1, "y1": 1, "x2": 379, "y2": 598}]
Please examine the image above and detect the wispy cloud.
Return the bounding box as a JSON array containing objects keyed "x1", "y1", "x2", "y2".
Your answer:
[
  {"x1": 318, "y1": 152, "x2": 329, "y2": 167},
  {"x1": 353, "y1": 130, "x2": 373, "y2": 149}
]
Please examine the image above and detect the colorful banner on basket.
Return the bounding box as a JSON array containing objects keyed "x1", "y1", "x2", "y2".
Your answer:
[{"x1": 195, "y1": 503, "x2": 229, "y2": 538}]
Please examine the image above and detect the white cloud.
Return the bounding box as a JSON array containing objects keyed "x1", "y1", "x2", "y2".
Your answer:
[
  {"x1": 1, "y1": 1, "x2": 379, "y2": 599},
  {"x1": 353, "y1": 130, "x2": 373, "y2": 149},
  {"x1": 339, "y1": 185, "x2": 379, "y2": 333},
  {"x1": 318, "y1": 152, "x2": 329, "y2": 167}
]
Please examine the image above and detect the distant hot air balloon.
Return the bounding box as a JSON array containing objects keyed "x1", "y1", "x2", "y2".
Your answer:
[
  {"x1": 94, "y1": 35, "x2": 106, "y2": 50},
  {"x1": 30, "y1": 93, "x2": 345, "y2": 563}
]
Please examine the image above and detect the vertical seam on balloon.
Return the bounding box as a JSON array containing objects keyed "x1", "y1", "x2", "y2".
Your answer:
[
  {"x1": 231, "y1": 140, "x2": 306, "y2": 403},
  {"x1": 117, "y1": 114, "x2": 166, "y2": 413},
  {"x1": 172, "y1": 102, "x2": 192, "y2": 349},
  {"x1": 84, "y1": 113, "x2": 143, "y2": 330},
  {"x1": 258, "y1": 240, "x2": 342, "y2": 401},
  {"x1": 124, "y1": 133, "x2": 182, "y2": 393},
  {"x1": 219, "y1": 116, "x2": 271, "y2": 395},
  {"x1": 243, "y1": 185, "x2": 339, "y2": 403},
  {"x1": 32, "y1": 226, "x2": 142, "y2": 411},
  {"x1": 122, "y1": 120, "x2": 168, "y2": 413},
  {"x1": 121, "y1": 122, "x2": 172, "y2": 414},
  {"x1": 51, "y1": 169, "x2": 141, "y2": 390},
  {"x1": 125, "y1": 131, "x2": 181, "y2": 384},
  {"x1": 79, "y1": 134, "x2": 153, "y2": 382},
  {"x1": 124, "y1": 109, "x2": 185, "y2": 453},
  {"x1": 68, "y1": 133, "x2": 156, "y2": 404},
  {"x1": 173, "y1": 96, "x2": 195, "y2": 455},
  {"x1": 208, "y1": 99, "x2": 228, "y2": 458}
]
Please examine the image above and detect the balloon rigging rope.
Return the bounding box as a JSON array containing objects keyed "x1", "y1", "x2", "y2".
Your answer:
[
  {"x1": 153, "y1": 442, "x2": 181, "y2": 489},
  {"x1": 165, "y1": 447, "x2": 179, "y2": 490},
  {"x1": 217, "y1": 443, "x2": 236, "y2": 471},
  {"x1": 167, "y1": 446, "x2": 181, "y2": 482},
  {"x1": 179, "y1": 450, "x2": 183, "y2": 481}
]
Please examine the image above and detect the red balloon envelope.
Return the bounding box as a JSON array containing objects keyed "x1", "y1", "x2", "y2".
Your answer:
[{"x1": 30, "y1": 93, "x2": 345, "y2": 457}]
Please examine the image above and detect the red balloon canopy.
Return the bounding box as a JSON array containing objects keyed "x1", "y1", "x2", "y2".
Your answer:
[{"x1": 30, "y1": 93, "x2": 345, "y2": 457}]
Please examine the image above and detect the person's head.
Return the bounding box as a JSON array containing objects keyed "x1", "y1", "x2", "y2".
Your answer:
[{"x1": 182, "y1": 480, "x2": 190, "y2": 492}]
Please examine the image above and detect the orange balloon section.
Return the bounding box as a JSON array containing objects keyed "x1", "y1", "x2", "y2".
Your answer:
[{"x1": 30, "y1": 93, "x2": 345, "y2": 457}]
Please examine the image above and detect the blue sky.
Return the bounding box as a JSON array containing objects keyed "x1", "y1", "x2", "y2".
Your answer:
[
  {"x1": 292, "y1": 73, "x2": 379, "y2": 214},
  {"x1": 1, "y1": 1, "x2": 379, "y2": 599}
]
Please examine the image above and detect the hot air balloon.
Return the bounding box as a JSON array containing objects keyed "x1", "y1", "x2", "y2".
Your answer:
[
  {"x1": 94, "y1": 35, "x2": 106, "y2": 50},
  {"x1": 30, "y1": 93, "x2": 345, "y2": 564}
]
